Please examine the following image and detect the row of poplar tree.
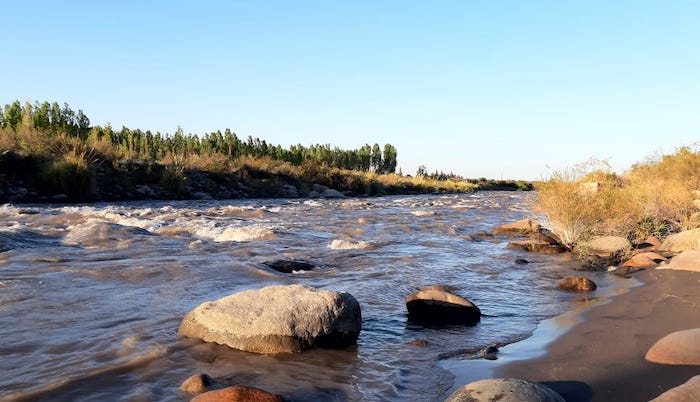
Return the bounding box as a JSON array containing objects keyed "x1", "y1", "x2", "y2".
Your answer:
[{"x1": 0, "y1": 101, "x2": 398, "y2": 174}]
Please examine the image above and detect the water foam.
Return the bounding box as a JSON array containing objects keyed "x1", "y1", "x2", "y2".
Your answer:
[
  {"x1": 195, "y1": 225, "x2": 275, "y2": 242},
  {"x1": 328, "y1": 239, "x2": 372, "y2": 250}
]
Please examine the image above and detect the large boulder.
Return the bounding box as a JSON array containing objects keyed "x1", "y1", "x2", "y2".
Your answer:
[
  {"x1": 657, "y1": 250, "x2": 700, "y2": 272},
  {"x1": 322, "y1": 188, "x2": 346, "y2": 198},
  {"x1": 445, "y1": 378, "x2": 564, "y2": 402},
  {"x1": 660, "y1": 228, "x2": 700, "y2": 253},
  {"x1": 178, "y1": 285, "x2": 362, "y2": 354},
  {"x1": 645, "y1": 328, "x2": 700, "y2": 365},
  {"x1": 191, "y1": 386, "x2": 282, "y2": 402},
  {"x1": 556, "y1": 277, "x2": 597, "y2": 292},
  {"x1": 650, "y1": 375, "x2": 700, "y2": 401},
  {"x1": 493, "y1": 219, "x2": 540, "y2": 235},
  {"x1": 406, "y1": 286, "x2": 481, "y2": 324}
]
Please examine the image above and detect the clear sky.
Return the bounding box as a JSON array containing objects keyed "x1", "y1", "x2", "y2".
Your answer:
[{"x1": 3, "y1": 1, "x2": 699, "y2": 180}]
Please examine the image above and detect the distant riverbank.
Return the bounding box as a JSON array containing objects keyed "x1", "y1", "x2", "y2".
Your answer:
[{"x1": 0, "y1": 150, "x2": 531, "y2": 204}]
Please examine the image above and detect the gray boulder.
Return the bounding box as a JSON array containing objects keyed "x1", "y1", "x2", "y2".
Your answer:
[
  {"x1": 445, "y1": 378, "x2": 564, "y2": 402},
  {"x1": 322, "y1": 188, "x2": 346, "y2": 198},
  {"x1": 178, "y1": 285, "x2": 361, "y2": 354}
]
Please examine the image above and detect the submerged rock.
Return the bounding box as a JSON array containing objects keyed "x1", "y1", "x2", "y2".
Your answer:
[
  {"x1": 645, "y1": 328, "x2": 700, "y2": 365},
  {"x1": 445, "y1": 378, "x2": 564, "y2": 402},
  {"x1": 178, "y1": 285, "x2": 361, "y2": 354},
  {"x1": 406, "y1": 286, "x2": 481, "y2": 324},
  {"x1": 556, "y1": 277, "x2": 597, "y2": 292},
  {"x1": 262, "y1": 259, "x2": 316, "y2": 273},
  {"x1": 191, "y1": 385, "x2": 282, "y2": 402}
]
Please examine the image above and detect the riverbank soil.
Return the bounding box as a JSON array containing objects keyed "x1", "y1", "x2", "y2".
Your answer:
[{"x1": 497, "y1": 269, "x2": 700, "y2": 401}]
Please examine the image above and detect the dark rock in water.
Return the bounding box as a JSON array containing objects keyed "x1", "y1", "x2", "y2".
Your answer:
[
  {"x1": 262, "y1": 259, "x2": 316, "y2": 273},
  {"x1": 556, "y1": 276, "x2": 597, "y2": 292},
  {"x1": 608, "y1": 265, "x2": 645, "y2": 276},
  {"x1": 191, "y1": 385, "x2": 283, "y2": 402},
  {"x1": 180, "y1": 373, "x2": 213, "y2": 393},
  {"x1": 515, "y1": 258, "x2": 530, "y2": 264},
  {"x1": 479, "y1": 344, "x2": 500, "y2": 360},
  {"x1": 405, "y1": 286, "x2": 481, "y2": 324}
]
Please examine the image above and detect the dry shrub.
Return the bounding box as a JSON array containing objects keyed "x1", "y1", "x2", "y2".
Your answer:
[
  {"x1": 536, "y1": 148, "x2": 700, "y2": 247},
  {"x1": 185, "y1": 152, "x2": 233, "y2": 173}
]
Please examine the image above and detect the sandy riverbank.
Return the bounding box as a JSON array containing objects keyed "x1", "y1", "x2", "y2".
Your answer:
[{"x1": 494, "y1": 268, "x2": 700, "y2": 401}]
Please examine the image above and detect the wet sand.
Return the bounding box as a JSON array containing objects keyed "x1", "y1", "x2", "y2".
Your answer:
[{"x1": 497, "y1": 268, "x2": 700, "y2": 401}]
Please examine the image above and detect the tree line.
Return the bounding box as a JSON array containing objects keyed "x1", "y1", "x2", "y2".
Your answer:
[{"x1": 0, "y1": 100, "x2": 398, "y2": 174}]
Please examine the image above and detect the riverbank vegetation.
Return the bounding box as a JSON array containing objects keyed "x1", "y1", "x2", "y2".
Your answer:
[
  {"x1": 0, "y1": 100, "x2": 531, "y2": 202},
  {"x1": 535, "y1": 149, "x2": 700, "y2": 249}
]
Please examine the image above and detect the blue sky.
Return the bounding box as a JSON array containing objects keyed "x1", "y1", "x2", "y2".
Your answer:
[{"x1": 3, "y1": 1, "x2": 699, "y2": 180}]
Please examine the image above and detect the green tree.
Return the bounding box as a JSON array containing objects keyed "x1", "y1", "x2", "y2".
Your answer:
[
  {"x1": 381, "y1": 144, "x2": 397, "y2": 174},
  {"x1": 370, "y1": 143, "x2": 382, "y2": 172}
]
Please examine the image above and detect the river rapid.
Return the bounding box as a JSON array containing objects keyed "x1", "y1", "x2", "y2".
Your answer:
[{"x1": 0, "y1": 193, "x2": 622, "y2": 401}]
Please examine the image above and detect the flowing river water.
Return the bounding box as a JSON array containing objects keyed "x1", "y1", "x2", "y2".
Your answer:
[{"x1": 0, "y1": 192, "x2": 630, "y2": 401}]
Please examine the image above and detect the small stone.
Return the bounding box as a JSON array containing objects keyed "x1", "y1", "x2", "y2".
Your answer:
[
  {"x1": 556, "y1": 277, "x2": 597, "y2": 292},
  {"x1": 407, "y1": 339, "x2": 429, "y2": 347}
]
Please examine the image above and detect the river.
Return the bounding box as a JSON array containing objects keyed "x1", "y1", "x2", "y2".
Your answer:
[{"x1": 0, "y1": 192, "x2": 625, "y2": 401}]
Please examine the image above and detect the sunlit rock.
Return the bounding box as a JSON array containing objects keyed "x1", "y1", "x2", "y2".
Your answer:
[
  {"x1": 178, "y1": 285, "x2": 361, "y2": 354},
  {"x1": 646, "y1": 328, "x2": 700, "y2": 365},
  {"x1": 445, "y1": 378, "x2": 564, "y2": 402},
  {"x1": 650, "y1": 375, "x2": 700, "y2": 401}
]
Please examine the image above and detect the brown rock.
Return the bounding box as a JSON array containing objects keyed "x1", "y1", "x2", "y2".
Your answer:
[
  {"x1": 406, "y1": 286, "x2": 481, "y2": 324},
  {"x1": 191, "y1": 386, "x2": 283, "y2": 402},
  {"x1": 556, "y1": 277, "x2": 597, "y2": 292},
  {"x1": 507, "y1": 240, "x2": 565, "y2": 254},
  {"x1": 657, "y1": 250, "x2": 700, "y2": 272},
  {"x1": 493, "y1": 219, "x2": 541, "y2": 235},
  {"x1": 645, "y1": 328, "x2": 700, "y2": 365},
  {"x1": 407, "y1": 339, "x2": 429, "y2": 347},
  {"x1": 180, "y1": 373, "x2": 213, "y2": 393},
  {"x1": 650, "y1": 375, "x2": 700, "y2": 401}
]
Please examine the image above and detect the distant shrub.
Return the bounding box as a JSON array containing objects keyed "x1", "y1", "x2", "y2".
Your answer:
[{"x1": 40, "y1": 154, "x2": 94, "y2": 201}]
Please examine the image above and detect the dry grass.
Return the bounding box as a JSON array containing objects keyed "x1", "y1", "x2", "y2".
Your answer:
[{"x1": 535, "y1": 148, "x2": 700, "y2": 248}]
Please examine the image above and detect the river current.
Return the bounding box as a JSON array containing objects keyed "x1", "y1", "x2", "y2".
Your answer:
[{"x1": 0, "y1": 193, "x2": 621, "y2": 401}]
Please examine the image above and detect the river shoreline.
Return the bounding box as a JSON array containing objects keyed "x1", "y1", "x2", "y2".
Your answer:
[{"x1": 462, "y1": 268, "x2": 700, "y2": 401}]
